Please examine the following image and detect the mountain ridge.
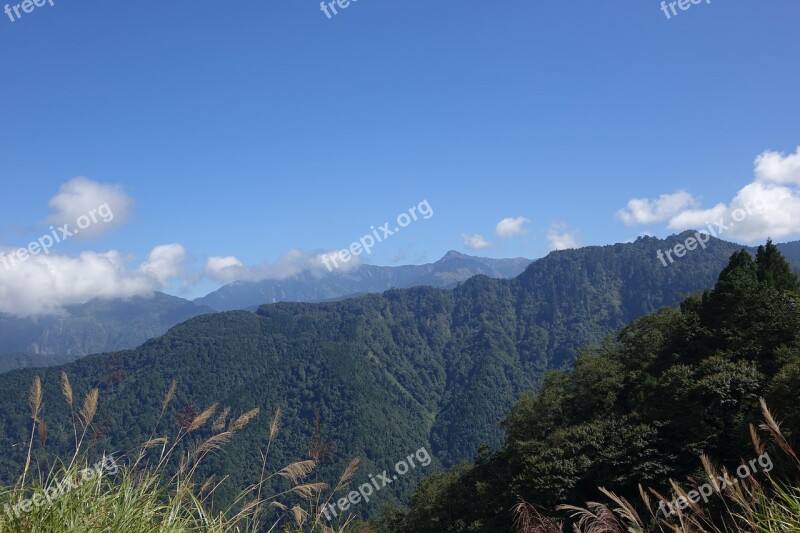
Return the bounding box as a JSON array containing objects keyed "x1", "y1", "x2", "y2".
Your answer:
[
  {"x1": 0, "y1": 234, "x2": 790, "y2": 515},
  {"x1": 0, "y1": 252, "x2": 532, "y2": 371},
  {"x1": 2, "y1": 238, "x2": 798, "y2": 374},
  {"x1": 193, "y1": 251, "x2": 533, "y2": 311}
]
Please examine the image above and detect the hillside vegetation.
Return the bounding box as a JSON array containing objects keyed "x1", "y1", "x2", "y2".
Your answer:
[
  {"x1": 383, "y1": 240, "x2": 800, "y2": 532},
  {"x1": 0, "y1": 234, "x2": 789, "y2": 522}
]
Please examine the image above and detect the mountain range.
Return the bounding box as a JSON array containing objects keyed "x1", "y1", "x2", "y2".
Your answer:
[
  {"x1": 0, "y1": 252, "x2": 531, "y2": 371},
  {"x1": 0, "y1": 293, "x2": 214, "y2": 373},
  {"x1": 0, "y1": 233, "x2": 793, "y2": 515},
  {"x1": 193, "y1": 250, "x2": 532, "y2": 311}
]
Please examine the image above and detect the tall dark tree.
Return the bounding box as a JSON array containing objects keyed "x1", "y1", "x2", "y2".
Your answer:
[{"x1": 756, "y1": 238, "x2": 800, "y2": 293}]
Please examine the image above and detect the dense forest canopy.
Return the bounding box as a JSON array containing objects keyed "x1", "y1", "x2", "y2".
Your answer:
[{"x1": 383, "y1": 240, "x2": 800, "y2": 531}]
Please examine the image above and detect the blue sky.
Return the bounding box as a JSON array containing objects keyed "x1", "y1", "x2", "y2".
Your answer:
[{"x1": 1, "y1": 0, "x2": 799, "y2": 308}]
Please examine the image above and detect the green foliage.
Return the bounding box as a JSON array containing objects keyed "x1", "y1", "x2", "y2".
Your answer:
[
  {"x1": 750, "y1": 480, "x2": 800, "y2": 532},
  {"x1": 390, "y1": 242, "x2": 800, "y2": 532},
  {"x1": 0, "y1": 236, "x2": 791, "y2": 525},
  {"x1": 0, "y1": 375, "x2": 366, "y2": 533},
  {"x1": 756, "y1": 239, "x2": 800, "y2": 292}
]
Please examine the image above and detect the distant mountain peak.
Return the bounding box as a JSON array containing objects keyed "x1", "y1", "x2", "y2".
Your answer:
[
  {"x1": 442, "y1": 250, "x2": 469, "y2": 259},
  {"x1": 194, "y1": 252, "x2": 534, "y2": 311}
]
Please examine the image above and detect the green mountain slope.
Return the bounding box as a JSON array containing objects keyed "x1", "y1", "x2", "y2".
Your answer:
[
  {"x1": 0, "y1": 234, "x2": 792, "y2": 517},
  {"x1": 0, "y1": 252, "x2": 531, "y2": 374},
  {"x1": 386, "y1": 240, "x2": 800, "y2": 532}
]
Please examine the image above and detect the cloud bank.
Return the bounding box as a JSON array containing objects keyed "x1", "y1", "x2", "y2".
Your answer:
[
  {"x1": 203, "y1": 248, "x2": 363, "y2": 284},
  {"x1": 0, "y1": 244, "x2": 187, "y2": 317},
  {"x1": 617, "y1": 147, "x2": 800, "y2": 242}
]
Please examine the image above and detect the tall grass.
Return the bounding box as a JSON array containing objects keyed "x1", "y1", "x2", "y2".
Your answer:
[
  {"x1": 513, "y1": 399, "x2": 800, "y2": 533},
  {"x1": 0, "y1": 373, "x2": 364, "y2": 532}
]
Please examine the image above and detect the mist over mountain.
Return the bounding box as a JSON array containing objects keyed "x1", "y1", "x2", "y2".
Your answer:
[
  {"x1": 0, "y1": 293, "x2": 214, "y2": 372},
  {"x1": 194, "y1": 251, "x2": 533, "y2": 311},
  {"x1": 0, "y1": 252, "x2": 531, "y2": 372}
]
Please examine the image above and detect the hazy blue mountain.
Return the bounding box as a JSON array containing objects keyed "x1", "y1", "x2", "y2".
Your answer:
[
  {"x1": 776, "y1": 240, "x2": 800, "y2": 269},
  {"x1": 0, "y1": 253, "x2": 531, "y2": 373},
  {"x1": 193, "y1": 251, "x2": 533, "y2": 311},
  {"x1": 0, "y1": 293, "x2": 213, "y2": 370}
]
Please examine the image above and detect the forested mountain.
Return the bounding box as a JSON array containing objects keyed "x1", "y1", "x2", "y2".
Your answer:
[
  {"x1": 2, "y1": 243, "x2": 797, "y2": 375},
  {"x1": 194, "y1": 250, "x2": 533, "y2": 311},
  {"x1": 0, "y1": 234, "x2": 797, "y2": 520},
  {"x1": 385, "y1": 240, "x2": 800, "y2": 531},
  {"x1": 0, "y1": 293, "x2": 214, "y2": 371},
  {"x1": 776, "y1": 239, "x2": 800, "y2": 270},
  {"x1": 0, "y1": 252, "x2": 530, "y2": 373},
  {"x1": 196, "y1": 243, "x2": 800, "y2": 313}
]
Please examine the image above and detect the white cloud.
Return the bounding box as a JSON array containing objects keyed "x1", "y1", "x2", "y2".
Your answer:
[
  {"x1": 204, "y1": 256, "x2": 245, "y2": 283},
  {"x1": 755, "y1": 147, "x2": 800, "y2": 185},
  {"x1": 546, "y1": 224, "x2": 580, "y2": 251},
  {"x1": 616, "y1": 191, "x2": 698, "y2": 226},
  {"x1": 135, "y1": 244, "x2": 188, "y2": 284},
  {"x1": 0, "y1": 244, "x2": 187, "y2": 317},
  {"x1": 47, "y1": 177, "x2": 133, "y2": 239},
  {"x1": 462, "y1": 233, "x2": 493, "y2": 250},
  {"x1": 666, "y1": 203, "x2": 729, "y2": 231},
  {"x1": 667, "y1": 181, "x2": 800, "y2": 241},
  {"x1": 495, "y1": 217, "x2": 530, "y2": 238},
  {"x1": 619, "y1": 147, "x2": 800, "y2": 243},
  {"x1": 204, "y1": 248, "x2": 363, "y2": 283}
]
